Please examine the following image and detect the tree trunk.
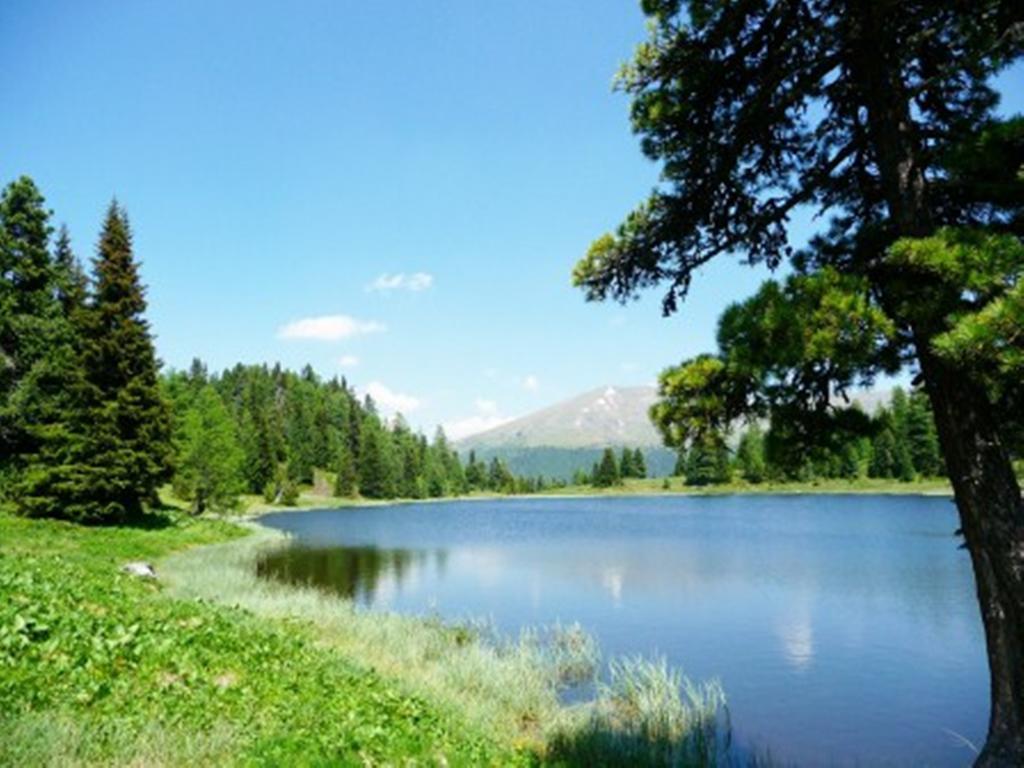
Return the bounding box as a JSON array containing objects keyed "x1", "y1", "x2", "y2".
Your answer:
[
  {"x1": 916, "y1": 344, "x2": 1024, "y2": 767},
  {"x1": 845, "y1": 5, "x2": 1024, "y2": 759}
]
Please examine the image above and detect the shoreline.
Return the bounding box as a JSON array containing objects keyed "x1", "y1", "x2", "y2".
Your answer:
[{"x1": 236, "y1": 477, "x2": 955, "y2": 519}]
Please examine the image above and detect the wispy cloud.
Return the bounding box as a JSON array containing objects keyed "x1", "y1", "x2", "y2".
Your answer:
[
  {"x1": 338, "y1": 354, "x2": 360, "y2": 368},
  {"x1": 278, "y1": 314, "x2": 385, "y2": 341},
  {"x1": 367, "y1": 272, "x2": 434, "y2": 293},
  {"x1": 522, "y1": 374, "x2": 540, "y2": 392},
  {"x1": 445, "y1": 397, "x2": 513, "y2": 441},
  {"x1": 365, "y1": 381, "x2": 421, "y2": 414}
]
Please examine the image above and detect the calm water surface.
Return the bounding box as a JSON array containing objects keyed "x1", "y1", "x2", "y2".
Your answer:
[{"x1": 258, "y1": 495, "x2": 987, "y2": 767}]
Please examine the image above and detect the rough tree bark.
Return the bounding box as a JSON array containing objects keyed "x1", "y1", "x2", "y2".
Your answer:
[{"x1": 917, "y1": 347, "x2": 1024, "y2": 767}]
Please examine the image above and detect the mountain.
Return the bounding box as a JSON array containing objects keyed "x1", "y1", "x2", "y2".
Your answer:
[
  {"x1": 455, "y1": 386, "x2": 676, "y2": 480},
  {"x1": 452, "y1": 383, "x2": 898, "y2": 482},
  {"x1": 457, "y1": 385, "x2": 662, "y2": 450}
]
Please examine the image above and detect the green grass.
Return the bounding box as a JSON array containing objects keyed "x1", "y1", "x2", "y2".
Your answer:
[
  {"x1": 158, "y1": 524, "x2": 569, "y2": 752},
  {"x1": 1, "y1": 508, "x2": 734, "y2": 767},
  {"x1": 0, "y1": 511, "x2": 528, "y2": 767},
  {"x1": 158, "y1": 522, "x2": 738, "y2": 767}
]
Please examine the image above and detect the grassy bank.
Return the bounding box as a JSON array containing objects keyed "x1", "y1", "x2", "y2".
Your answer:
[
  {"x1": 0, "y1": 508, "x2": 728, "y2": 766},
  {"x1": 0, "y1": 511, "x2": 528, "y2": 766}
]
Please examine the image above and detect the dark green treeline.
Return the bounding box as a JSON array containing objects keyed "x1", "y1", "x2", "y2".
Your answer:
[
  {"x1": 163, "y1": 359, "x2": 557, "y2": 511},
  {"x1": 0, "y1": 176, "x2": 551, "y2": 522},
  {"x1": 683, "y1": 388, "x2": 943, "y2": 487}
]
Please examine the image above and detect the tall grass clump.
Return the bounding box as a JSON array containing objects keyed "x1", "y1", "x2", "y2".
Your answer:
[
  {"x1": 550, "y1": 655, "x2": 728, "y2": 767},
  {"x1": 160, "y1": 522, "x2": 729, "y2": 764},
  {"x1": 159, "y1": 525, "x2": 574, "y2": 748}
]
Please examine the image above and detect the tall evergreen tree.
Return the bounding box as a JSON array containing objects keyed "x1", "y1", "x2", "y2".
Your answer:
[
  {"x1": 593, "y1": 447, "x2": 621, "y2": 488},
  {"x1": 684, "y1": 434, "x2": 730, "y2": 487},
  {"x1": 632, "y1": 448, "x2": 647, "y2": 479},
  {"x1": 72, "y1": 202, "x2": 172, "y2": 520},
  {"x1": 619, "y1": 447, "x2": 636, "y2": 479},
  {"x1": 0, "y1": 177, "x2": 57, "y2": 476},
  {"x1": 906, "y1": 392, "x2": 943, "y2": 477},
  {"x1": 333, "y1": 442, "x2": 357, "y2": 498}
]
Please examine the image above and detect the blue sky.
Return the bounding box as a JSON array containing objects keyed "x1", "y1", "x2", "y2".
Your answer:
[{"x1": 3, "y1": 2, "x2": 1022, "y2": 438}]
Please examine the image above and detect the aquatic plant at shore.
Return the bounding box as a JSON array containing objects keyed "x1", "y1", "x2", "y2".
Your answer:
[
  {"x1": 549, "y1": 656, "x2": 727, "y2": 766},
  {"x1": 160, "y1": 523, "x2": 730, "y2": 763}
]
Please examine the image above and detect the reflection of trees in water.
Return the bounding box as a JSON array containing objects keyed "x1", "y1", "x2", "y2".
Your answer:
[{"x1": 257, "y1": 545, "x2": 444, "y2": 602}]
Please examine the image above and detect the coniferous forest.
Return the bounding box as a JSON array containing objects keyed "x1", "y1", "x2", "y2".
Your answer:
[{"x1": 0, "y1": 176, "x2": 548, "y2": 522}]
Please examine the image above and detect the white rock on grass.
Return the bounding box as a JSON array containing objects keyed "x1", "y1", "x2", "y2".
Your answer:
[{"x1": 121, "y1": 561, "x2": 157, "y2": 579}]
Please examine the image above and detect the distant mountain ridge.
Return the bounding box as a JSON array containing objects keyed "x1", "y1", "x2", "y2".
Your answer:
[
  {"x1": 456, "y1": 385, "x2": 662, "y2": 451},
  {"x1": 455, "y1": 386, "x2": 674, "y2": 480},
  {"x1": 452, "y1": 383, "x2": 896, "y2": 482}
]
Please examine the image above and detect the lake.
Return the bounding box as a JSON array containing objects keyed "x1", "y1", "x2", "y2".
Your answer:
[{"x1": 258, "y1": 494, "x2": 987, "y2": 767}]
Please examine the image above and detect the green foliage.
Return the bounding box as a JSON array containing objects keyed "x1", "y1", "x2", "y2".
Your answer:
[
  {"x1": 592, "y1": 448, "x2": 621, "y2": 488},
  {"x1": 684, "y1": 434, "x2": 730, "y2": 487},
  {"x1": 0, "y1": 513, "x2": 518, "y2": 766},
  {"x1": 333, "y1": 444, "x2": 358, "y2": 498},
  {"x1": 735, "y1": 424, "x2": 766, "y2": 484},
  {"x1": 632, "y1": 448, "x2": 647, "y2": 479},
  {"x1": 549, "y1": 656, "x2": 726, "y2": 768},
  {"x1": 173, "y1": 386, "x2": 244, "y2": 514},
  {"x1": 9, "y1": 197, "x2": 173, "y2": 524}
]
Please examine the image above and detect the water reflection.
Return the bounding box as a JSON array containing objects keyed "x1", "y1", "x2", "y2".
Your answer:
[
  {"x1": 257, "y1": 495, "x2": 987, "y2": 767},
  {"x1": 257, "y1": 545, "x2": 447, "y2": 603}
]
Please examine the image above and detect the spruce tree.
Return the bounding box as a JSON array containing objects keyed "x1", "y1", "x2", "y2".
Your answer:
[
  {"x1": 632, "y1": 448, "x2": 647, "y2": 479},
  {"x1": 0, "y1": 177, "x2": 57, "y2": 475},
  {"x1": 869, "y1": 428, "x2": 898, "y2": 479},
  {"x1": 69, "y1": 202, "x2": 172, "y2": 521},
  {"x1": 906, "y1": 393, "x2": 942, "y2": 477},
  {"x1": 685, "y1": 434, "x2": 730, "y2": 486},
  {"x1": 358, "y1": 417, "x2": 389, "y2": 498},
  {"x1": 333, "y1": 443, "x2": 358, "y2": 498},
  {"x1": 619, "y1": 447, "x2": 635, "y2": 479},
  {"x1": 593, "y1": 448, "x2": 620, "y2": 488}
]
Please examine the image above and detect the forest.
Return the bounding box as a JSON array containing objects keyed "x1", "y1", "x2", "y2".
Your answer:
[{"x1": 0, "y1": 176, "x2": 550, "y2": 523}]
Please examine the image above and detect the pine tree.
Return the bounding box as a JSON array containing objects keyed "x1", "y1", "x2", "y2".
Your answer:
[
  {"x1": 593, "y1": 448, "x2": 620, "y2": 488},
  {"x1": 906, "y1": 392, "x2": 942, "y2": 477},
  {"x1": 619, "y1": 447, "x2": 635, "y2": 479},
  {"x1": 632, "y1": 448, "x2": 647, "y2": 479},
  {"x1": 69, "y1": 202, "x2": 172, "y2": 520},
  {"x1": 333, "y1": 443, "x2": 357, "y2": 498},
  {"x1": 53, "y1": 224, "x2": 87, "y2": 315},
  {"x1": 174, "y1": 385, "x2": 244, "y2": 514},
  {"x1": 685, "y1": 434, "x2": 730, "y2": 486},
  {"x1": 0, "y1": 177, "x2": 57, "y2": 475},
  {"x1": 869, "y1": 428, "x2": 898, "y2": 479},
  {"x1": 358, "y1": 417, "x2": 391, "y2": 498}
]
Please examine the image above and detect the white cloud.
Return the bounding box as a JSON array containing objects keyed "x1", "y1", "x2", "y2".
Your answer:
[
  {"x1": 338, "y1": 355, "x2": 360, "y2": 368},
  {"x1": 365, "y1": 381, "x2": 421, "y2": 414},
  {"x1": 522, "y1": 374, "x2": 540, "y2": 392},
  {"x1": 278, "y1": 314, "x2": 385, "y2": 341},
  {"x1": 445, "y1": 397, "x2": 512, "y2": 441},
  {"x1": 445, "y1": 414, "x2": 512, "y2": 441},
  {"x1": 367, "y1": 272, "x2": 434, "y2": 293},
  {"x1": 474, "y1": 398, "x2": 498, "y2": 415}
]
